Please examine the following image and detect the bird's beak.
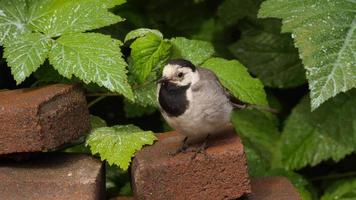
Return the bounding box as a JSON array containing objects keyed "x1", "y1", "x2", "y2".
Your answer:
[{"x1": 157, "y1": 77, "x2": 170, "y2": 84}]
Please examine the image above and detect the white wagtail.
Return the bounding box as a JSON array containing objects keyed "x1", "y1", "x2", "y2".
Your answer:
[{"x1": 157, "y1": 59, "x2": 250, "y2": 154}]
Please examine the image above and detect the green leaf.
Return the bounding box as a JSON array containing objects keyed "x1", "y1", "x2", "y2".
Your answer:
[
  {"x1": 124, "y1": 28, "x2": 163, "y2": 43},
  {"x1": 49, "y1": 33, "x2": 134, "y2": 100},
  {"x1": 280, "y1": 90, "x2": 356, "y2": 170},
  {"x1": 101, "y1": 0, "x2": 126, "y2": 9},
  {"x1": 259, "y1": 0, "x2": 356, "y2": 110},
  {"x1": 202, "y1": 57, "x2": 268, "y2": 105},
  {"x1": 229, "y1": 19, "x2": 305, "y2": 88},
  {"x1": 132, "y1": 83, "x2": 157, "y2": 107},
  {"x1": 217, "y1": 0, "x2": 262, "y2": 26},
  {"x1": 3, "y1": 33, "x2": 51, "y2": 83},
  {"x1": 0, "y1": 0, "x2": 30, "y2": 45},
  {"x1": 232, "y1": 109, "x2": 280, "y2": 169},
  {"x1": 90, "y1": 115, "x2": 107, "y2": 129},
  {"x1": 322, "y1": 178, "x2": 356, "y2": 200},
  {"x1": 130, "y1": 33, "x2": 172, "y2": 83},
  {"x1": 244, "y1": 142, "x2": 270, "y2": 177},
  {"x1": 170, "y1": 37, "x2": 215, "y2": 65},
  {"x1": 86, "y1": 124, "x2": 157, "y2": 170},
  {"x1": 28, "y1": 0, "x2": 123, "y2": 37}
]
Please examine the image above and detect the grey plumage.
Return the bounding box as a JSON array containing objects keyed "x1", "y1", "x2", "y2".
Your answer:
[{"x1": 157, "y1": 60, "x2": 233, "y2": 143}]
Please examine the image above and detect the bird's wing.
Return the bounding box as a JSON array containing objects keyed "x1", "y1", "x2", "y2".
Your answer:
[{"x1": 193, "y1": 67, "x2": 245, "y2": 108}]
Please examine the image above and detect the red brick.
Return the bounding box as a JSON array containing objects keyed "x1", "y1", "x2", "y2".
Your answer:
[
  {"x1": 247, "y1": 177, "x2": 301, "y2": 200},
  {"x1": 0, "y1": 153, "x2": 105, "y2": 200},
  {"x1": 0, "y1": 84, "x2": 90, "y2": 155},
  {"x1": 131, "y1": 129, "x2": 251, "y2": 200}
]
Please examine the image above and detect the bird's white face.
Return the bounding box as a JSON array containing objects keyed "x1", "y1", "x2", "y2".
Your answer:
[{"x1": 160, "y1": 64, "x2": 199, "y2": 86}]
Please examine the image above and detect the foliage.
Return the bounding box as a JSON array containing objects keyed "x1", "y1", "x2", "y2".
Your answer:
[
  {"x1": 86, "y1": 124, "x2": 156, "y2": 170},
  {"x1": 259, "y1": 0, "x2": 356, "y2": 110},
  {"x1": 203, "y1": 58, "x2": 268, "y2": 105},
  {"x1": 1, "y1": 0, "x2": 355, "y2": 199}
]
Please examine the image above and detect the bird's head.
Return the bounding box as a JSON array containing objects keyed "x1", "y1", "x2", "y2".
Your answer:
[{"x1": 158, "y1": 59, "x2": 199, "y2": 87}]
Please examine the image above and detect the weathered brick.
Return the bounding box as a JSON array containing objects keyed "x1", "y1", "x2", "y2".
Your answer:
[
  {"x1": 0, "y1": 153, "x2": 105, "y2": 200},
  {"x1": 246, "y1": 177, "x2": 301, "y2": 200},
  {"x1": 131, "y1": 129, "x2": 251, "y2": 200},
  {"x1": 0, "y1": 84, "x2": 90, "y2": 155}
]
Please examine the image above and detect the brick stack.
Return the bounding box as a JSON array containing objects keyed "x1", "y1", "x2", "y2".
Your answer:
[{"x1": 0, "y1": 84, "x2": 105, "y2": 200}]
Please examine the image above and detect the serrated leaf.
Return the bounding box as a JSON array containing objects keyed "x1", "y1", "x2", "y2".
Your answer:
[
  {"x1": 86, "y1": 124, "x2": 157, "y2": 170},
  {"x1": 49, "y1": 33, "x2": 133, "y2": 100},
  {"x1": 259, "y1": 0, "x2": 356, "y2": 110},
  {"x1": 229, "y1": 19, "x2": 305, "y2": 88},
  {"x1": 3, "y1": 33, "x2": 51, "y2": 83},
  {"x1": 322, "y1": 178, "x2": 356, "y2": 200},
  {"x1": 132, "y1": 82, "x2": 157, "y2": 107},
  {"x1": 202, "y1": 57, "x2": 268, "y2": 105},
  {"x1": 0, "y1": 0, "x2": 30, "y2": 45},
  {"x1": 280, "y1": 90, "x2": 356, "y2": 170},
  {"x1": 170, "y1": 37, "x2": 215, "y2": 65},
  {"x1": 28, "y1": 0, "x2": 123, "y2": 37},
  {"x1": 130, "y1": 33, "x2": 172, "y2": 83},
  {"x1": 101, "y1": 0, "x2": 126, "y2": 9},
  {"x1": 124, "y1": 28, "x2": 163, "y2": 43},
  {"x1": 232, "y1": 109, "x2": 280, "y2": 169},
  {"x1": 217, "y1": 0, "x2": 262, "y2": 26}
]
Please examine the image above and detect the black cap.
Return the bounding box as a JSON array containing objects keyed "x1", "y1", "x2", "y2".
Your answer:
[{"x1": 167, "y1": 59, "x2": 196, "y2": 72}]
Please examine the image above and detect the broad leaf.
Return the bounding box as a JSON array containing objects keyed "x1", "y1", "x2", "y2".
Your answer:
[
  {"x1": 280, "y1": 90, "x2": 356, "y2": 170},
  {"x1": 90, "y1": 115, "x2": 107, "y2": 129},
  {"x1": 4, "y1": 33, "x2": 51, "y2": 83},
  {"x1": 130, "y1": 33, "x2": 172, "y2": 83},
  {"x1": 229, "y1": 19, "x2": 305, "y2": 88},
  {"x1": 170, "y1": 37, "x2": 215, "y2": 65},
  {"x1": 49, "y1": 33, "x2": 134, "y2": 100},
  {"x1": 0, "y1": 0, "x2": 30, "y2": 45},
  {"x1": 217, "y1": 0, "x2": 262, "y2": 26},
  {"x1": 124, "y1": 28, "x2": 163, "y2": 42},
  {"x1": 132, "y1": 82, "x2": 157, "y2": 107},
  {"x1": 322, "y1": 178, "x2": 356, "y2": 200},
  {"x1": 28, "y1": 0, "x2": 123, "y2": 37},
  {"x1": 244, "y1": 142, "x2": 270, "y2": 177},
  {"x1": 259, "y1": 0, "x2": 356, "y2": 110},
  {"x1": 232, "y1": 109, "x2": 280, "y2": 169},
  {"x1": 202, "y1": 58, "x2": 268, "y2": 105},
  {"x1": 86, "y1": 124, "x2": 157, "y2": 170}
]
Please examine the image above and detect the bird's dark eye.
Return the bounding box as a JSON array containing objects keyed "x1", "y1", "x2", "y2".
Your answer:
[{"x1": 178, "y1": 72, "x2": 183, "y2": 78}]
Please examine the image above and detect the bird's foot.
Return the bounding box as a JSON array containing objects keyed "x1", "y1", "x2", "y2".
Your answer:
[
  {"x1": 168, "y1": 137, "x2": 189, "y2": 156},
  {"x1": 190, "y1": 136, "x2": 209, "y2": 160}
]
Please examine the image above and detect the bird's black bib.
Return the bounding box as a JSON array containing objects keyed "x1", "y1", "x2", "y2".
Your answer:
[{"x1": 159, "y1": 82, "x2": 190, "y2": 117}]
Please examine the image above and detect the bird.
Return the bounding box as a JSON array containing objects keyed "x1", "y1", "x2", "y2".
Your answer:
[{"x1": 157, "y1": 59, "x2": 241, "y2": 155}]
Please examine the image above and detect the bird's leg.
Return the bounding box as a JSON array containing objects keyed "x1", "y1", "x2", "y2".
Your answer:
[
  {"x1": 169, "y1": 136, "x2": 189, "y2": 156},
  {"x1": 190, "y1": 135, "x2": 210, "y2": 160}
]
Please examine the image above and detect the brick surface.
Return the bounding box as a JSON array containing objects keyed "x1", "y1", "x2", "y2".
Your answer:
[
  {"x1": 0, "y1": 153, "x2": 105, "y2": 200},
  {"x1": 246, "y1": 177, "x2": 301, "y2": 200},
  {"x1": 0, "y1": 84, "x2": 90, "y2": 155},
  {"x1": 131, "y1": 129, "x2": 251, "y2": 200}
]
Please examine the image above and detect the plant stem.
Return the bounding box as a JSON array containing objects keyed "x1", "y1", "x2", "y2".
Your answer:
[
  {"x1": 88, "y1": 96, "x2": 106, "y2": 108},
  {"x1": 310, "y1": 171, "x2": 356, "y2": 181}
]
